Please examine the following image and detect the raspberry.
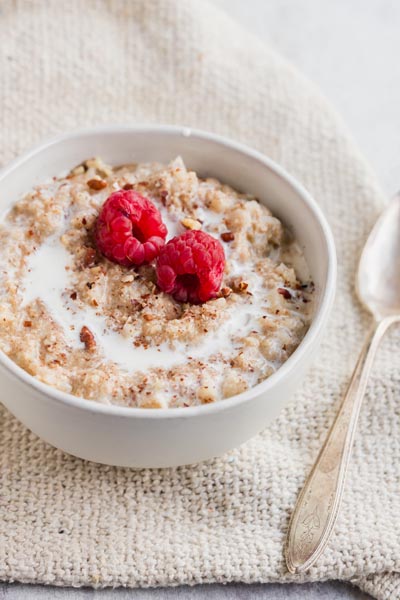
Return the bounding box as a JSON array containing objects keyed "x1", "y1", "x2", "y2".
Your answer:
[
  {"x1": 95, "y1": 190, "x2": 167, "y2": 266},
  {"x1": 156, "y1": 230, "x2": 225, "y2": 304}
]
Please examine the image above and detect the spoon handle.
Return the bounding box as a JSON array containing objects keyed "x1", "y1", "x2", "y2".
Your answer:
[{"x1": 285, "y1": 315, "x2": 398, "y2": 574}]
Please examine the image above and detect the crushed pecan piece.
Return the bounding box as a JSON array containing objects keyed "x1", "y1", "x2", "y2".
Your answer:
[
  {"x1": 277, "y1": 287, "x2": 292, "y2": 299},
  {"x1": 83, "y1": 247, "x2": 97, "y2": 267},
  {"x1": 221, "y1": 231, "x2": 235, "y2": 242},
  {"x1": 219, "y1": 287, "x2": 232, "y2": 298},
  {"x1": 87, "y1": 178, "x2": 107, "y2": 191},
  {"x1": 23, "y1": 320, "x2": 32, "y2": 327},
  {"x1": 70, "y1": 291, "x2": 77, "y2": 300},
  {"x1": 80, "y1": 326, "x2": 96, "y2": 352},
  {"x1": 143, "y1": 313, "x2": 156, "y2": 321},
  {"x1": 123, "y1": 183, "x2": 134, "y2": 190},
  {"x1": 232, "y1": 279, "x2": 248, "y2": 293}
]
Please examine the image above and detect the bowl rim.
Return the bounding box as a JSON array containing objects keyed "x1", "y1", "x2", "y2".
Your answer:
[{"x1": 0, "y1": 124, "x2": 337, "y2": 420}]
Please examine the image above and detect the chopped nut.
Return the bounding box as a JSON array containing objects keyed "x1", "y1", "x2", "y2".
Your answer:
[
  {"x1": 232, "y1": 279, "x2": 248, "y2": 293},
  {"x1": 219, "y1": 287, "x2": 232, "y2": 298},
  {"x1": 277, "y1": 287, "x2": 292, "y2": 299},
  {"x1": 83, "y1": 247, "x2": 97, "y2": 267},
  {"x1": 23, "y1": 320, "x2": 32, "y2": 327},
  {"x1": 181, "y1": 217, "x2": 202, "y2": 230},
  {"x1": 80, "y1": 326, "x2": 96, "y2": 352},
  {"x1": 143, "y1": 313, "x2": 156, "y2": 322},
  {"x1": 70, "y1": 292, "x2": 77, "y2": 300},
  {"x1": 131, "y1": 298, "x2": 144, "y2": 311},
  {"x1": 87, "y1": 178, "x2": 107, "y2": 191},
  {"x1": 123, "y1": 183, "x2": 134, "y2": 190},
  {"x1": 221, "y1": 231, "x2": 235, "y2": 242}
]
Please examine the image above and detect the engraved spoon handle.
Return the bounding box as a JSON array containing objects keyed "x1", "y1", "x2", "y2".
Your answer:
[{"x1": 286, "y1": 315, "x2": 399, "y2": 574}]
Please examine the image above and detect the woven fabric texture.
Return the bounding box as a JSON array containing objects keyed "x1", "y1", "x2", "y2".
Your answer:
[{"x1": 0, "y1": 1, "x2": 399, "y2": 598}]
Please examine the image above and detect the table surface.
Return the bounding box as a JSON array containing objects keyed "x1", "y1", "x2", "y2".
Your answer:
[
  {"x1": 4, "y1": 0, "x2": 399, "y2": 598},
  {"x1": 0, "y1": 582, "x2": 371, "y2": 599}
]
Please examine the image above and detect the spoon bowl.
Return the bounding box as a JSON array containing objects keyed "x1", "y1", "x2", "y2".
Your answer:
[{"x1": 357, "y1": 194, "x2": 400, "y2": 320}]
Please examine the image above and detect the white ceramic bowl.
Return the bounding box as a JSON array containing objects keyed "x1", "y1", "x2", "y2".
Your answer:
[{"x1": 0, "y1": 126, "x2": 336, "y2": 468}]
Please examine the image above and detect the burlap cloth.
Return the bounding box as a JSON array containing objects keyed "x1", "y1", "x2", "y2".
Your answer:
[{"x1": 0, "y1": 1, "x2": 399, "y2": 598}]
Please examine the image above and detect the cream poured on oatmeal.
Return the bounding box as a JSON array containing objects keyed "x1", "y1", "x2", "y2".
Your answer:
[{"x1": 0, "y1": 157, "x2": 314, "y2": 407}]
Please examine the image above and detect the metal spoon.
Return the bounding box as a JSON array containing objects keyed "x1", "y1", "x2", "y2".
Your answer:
[{"x1": 285, "y1": 194, "x2": 400, "y2": 573}]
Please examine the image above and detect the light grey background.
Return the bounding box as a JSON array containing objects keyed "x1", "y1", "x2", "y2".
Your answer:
[
  {"x1": 3, "y1": 0, "x2": 399, "y2": 598},
  {"x1": 0, "y1": 582, "x2": 371, "y2": 599},
  {"x1": 215, "y1": 0, "x2": 400, "y2": 198}
]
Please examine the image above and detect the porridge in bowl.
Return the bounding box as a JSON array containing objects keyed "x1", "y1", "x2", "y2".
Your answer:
[{"x1": 0, "y1": 157, "x2": 314, "y2": 408}]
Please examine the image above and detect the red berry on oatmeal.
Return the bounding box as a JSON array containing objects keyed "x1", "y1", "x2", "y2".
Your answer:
[
  {"x1": 156, "y1": 230, "x2": 225, "y2": 304},
  {"x1": 95, "y1": 190, "x2": 167, "y2": 267}
]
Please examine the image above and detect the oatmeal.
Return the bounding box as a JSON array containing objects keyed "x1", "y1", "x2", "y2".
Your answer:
[{"x1": 0, "y1": 157, "x2": 314, "y2": 407}]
